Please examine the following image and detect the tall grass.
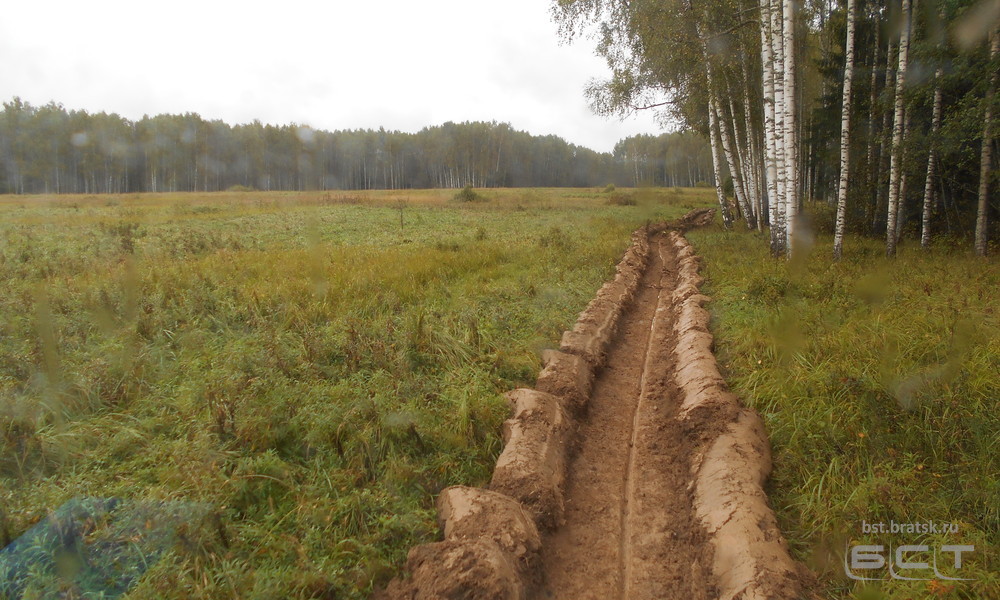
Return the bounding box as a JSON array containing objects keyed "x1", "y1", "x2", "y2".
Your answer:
[
  {"x1": 687, "y1": 226, "x2": 999, "y2": 599},
  {"x1": 0, "y1": 188, "x2": 690, "y2": 598}
]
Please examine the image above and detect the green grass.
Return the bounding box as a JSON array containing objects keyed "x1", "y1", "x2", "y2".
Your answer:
[
  {"x1": 687, "y1": 225, "x2": 999, "y2": 600},
  {"x1": 6, "y1": 188, "x2": 993, "y2": 598},
  {"x1": 0, "y1": 187, "x2": 697, "y2": 598}
]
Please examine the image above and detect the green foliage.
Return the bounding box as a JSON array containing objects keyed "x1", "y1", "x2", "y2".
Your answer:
[
  {"x1": 801, "y1": 201, "x2": 838, "y2": 236},
  {"x1": 815, "y1": 0, "x2": 1000, "y2": 241},
  {"x1": 688, "y1": 226, "x2": 999, "y2": 600},
  {"x1": 611, "y1": 131, "x2": 715, "y2": 188},
  {"x1": 602, "y1": 183, "x2": 616, "y2": 193},
  {"x1": 0, "y1": 100, "x2": 709, "y2": 193},
  {"x1": 452, "y1": 185, "x2": 485, "y2": 203},
  {"x1": 722, "y1": 176, "x2": 734, "y2": 197},
  {"x1": 554, "y1": 0, "x2": 1000, "y2": 250}
]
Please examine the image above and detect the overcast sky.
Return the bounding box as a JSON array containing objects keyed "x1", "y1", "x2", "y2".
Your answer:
[{"x1": 0, "y1": 0, "x2": 666, "y2": 153}]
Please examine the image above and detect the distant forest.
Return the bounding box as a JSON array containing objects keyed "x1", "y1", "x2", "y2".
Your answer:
[{"x1": 0, "y1": 98, "x2": 714, "y2": 194}]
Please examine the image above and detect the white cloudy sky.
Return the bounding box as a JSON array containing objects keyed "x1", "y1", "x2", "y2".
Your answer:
[{"x1": 0, "y1": 0, "x2": 666, "y2": 153}]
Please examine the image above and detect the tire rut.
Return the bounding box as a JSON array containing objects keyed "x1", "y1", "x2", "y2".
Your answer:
[{"x1": 532, "y1": 233, "x2": 713, "y2": 600}]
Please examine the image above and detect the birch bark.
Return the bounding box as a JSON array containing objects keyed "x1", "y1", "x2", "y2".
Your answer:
[
  {"x1": 874, "y1": 41, "x2": 896, "y2": 233},
  {"x1": 760, "y1": 0, "x2": 782, "y2": 251},
  {"x1": 975, "y1": 25, "x2": 999, "y2": 257},
  {"x1": 772, "y1": 0, "x2": 788, "y2": 253},
  {"x1": 921, "y1": 67, "x2": 943, "y2": 248},
  {"x1": 708, "y1": 94, "x2": 735, "y2": 228},
  {"x1": 886, "y1": 0, "x2": 912, "y2": 257},
  {"x1": 782, "y1": 0, "x2": 799, "y2": 256},
  {"x1": 722, "y1": 96, "x2": 757, "y2": 229},
  {"x1": 834, "y1": 0, "x2": 857, "y2": 260}
]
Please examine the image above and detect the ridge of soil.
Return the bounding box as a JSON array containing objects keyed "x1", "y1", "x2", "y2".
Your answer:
[
  {"x1": 381, "y1": 211, "x2": 816, "y2": 600},
  {"x1": 532, "y1": 232, "x2": 713, "y2": 600}
]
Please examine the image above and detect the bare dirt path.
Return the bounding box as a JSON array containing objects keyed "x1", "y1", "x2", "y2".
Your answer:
[{"x1": 532, "y1": 233, "x2": 713, "y2": 600}]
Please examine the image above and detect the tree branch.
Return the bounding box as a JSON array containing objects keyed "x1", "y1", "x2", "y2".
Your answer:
[{"x1": 632, "y1": 100, "x2": 676, "y2": 112}]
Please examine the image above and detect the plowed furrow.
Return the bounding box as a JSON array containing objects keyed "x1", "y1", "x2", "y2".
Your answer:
[{"x1": 532, "y1": 234, "x2": 712, "y2": 600}]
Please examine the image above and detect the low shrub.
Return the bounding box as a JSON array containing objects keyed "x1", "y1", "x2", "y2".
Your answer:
[
  {"x1": 607, "y1": 192, "x2": 637, "y2": 206},
  {"x1": 453, "y1": 186, "x2": 485, "y2": 203},
  {"x1": 801, "y1": 201, "x2": 837, "y2": 236}
]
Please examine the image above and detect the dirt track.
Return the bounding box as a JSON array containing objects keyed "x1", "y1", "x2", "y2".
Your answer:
[
  {"x1": 382, "y1": 214, "x2": 815, "y2": 600},
  {"x1": 533, "y1": 232, "x2": 713, "y2": 599}
]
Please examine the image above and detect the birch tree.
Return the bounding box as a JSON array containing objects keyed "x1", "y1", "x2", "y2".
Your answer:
[
  {"x1": 874, "y1": 40, "x2": 896, "y2": 233},
  {"x1": 864, "y1": 36, "x2": 882, "y2": 230},
  {"x1": 781, "y1": 0, "x2": 799, "y2": 256},
  {"x1": 886, "y1": 0, "x2": 913, "y2": 257},
  {"x1": 760, "y1": 0, "x2": 782, "y2": 254},
  {"x1": 833, "y1": 0, "x2": 857, "y2": 260},
  {"x1": 764, "y1": 0, "x2": 790, "y2": 255},
  {"x1": 728, "y1": 94, "x2": 760, "y2": 229},
  {"x1": 975, "y1": 24, "x2": 999, "y2": 257},
  {"x1": 921, "y1": 67, "x2": 943, "y2": 249},
  {"x1": 708, "y1": 97, "x2": 736, "y2": 228},
  {"x1": 716, "y1": 96, "x2": 757, "y2": 229}
]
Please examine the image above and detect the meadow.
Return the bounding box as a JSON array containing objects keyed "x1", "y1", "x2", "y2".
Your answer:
[
  {"x1": 0, "y1": 188, "x2": 693, "y2": 598},
  {"x1": 0, "y1": 188, "x2": 996, "y2": 599},
  {"x1": 687, "y1": 225, "x2": 999, "y2": 599}
]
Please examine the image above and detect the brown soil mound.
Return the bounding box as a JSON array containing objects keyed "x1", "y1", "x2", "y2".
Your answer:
[
  {"x1": 379, "y1": 215, "x2": 816, "y2": 600},
  {"x1": 672, "y1": 207, "x2": 718, "y2": 230},
  {"x1": 490, "y1": 390, "x2": 573, "y2": 529}
]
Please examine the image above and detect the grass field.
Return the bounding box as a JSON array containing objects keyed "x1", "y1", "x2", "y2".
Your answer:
[
  {"x1": 0, "y1": 188, "x2": 695, "y2": 598},
  {"x1": 1, "y1": 188, "x2": 996, "y2": 599},
  {"x1": 687, "y1": 223, "x2": 999, "y2": 599}
]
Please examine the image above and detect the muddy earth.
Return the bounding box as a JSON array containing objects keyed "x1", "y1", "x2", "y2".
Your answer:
[{"x1": 382, "y1": 213, "x2": 816, "y2": 600}]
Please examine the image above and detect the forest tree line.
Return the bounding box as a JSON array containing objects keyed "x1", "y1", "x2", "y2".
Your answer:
[
  {"x1": 554, "y1": 0, "x2": 999, "y2": 256},
  {"x1": 0, "y1": 98, "x2": 715, "y2": 195}
]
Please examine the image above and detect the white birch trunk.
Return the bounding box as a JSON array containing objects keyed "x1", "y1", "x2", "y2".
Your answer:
[
  {"x1": 897, "y1": 108, "x2": 912, "y2": 237},
  {"x1": 760, "y1": 0, "x2": 781, "y2": 249},
  {"x1": 782, "y1": 0, "x2": 798, "y2": 256},
  {"x1": 739, "y1": 49, "x2": 766, "y2": 230},
  {"x1": 722, "y1": 96, "x2": 757, "y2": 229},
  {"x1": 772, "y1": 0, "x2": 788, "y2": 253},
  {"x1": 708, "y1": 94, "x2": 735, "y2": 228},
  {"x1": 866, "y1": 39, "x2": 881, "y2": 219},
  {"x1": 975, "y1": 25, "x2": 999, "y2": 256},
  {"x1": 921, "y1": 67, "x2": 943, "y2": 249},
  {"x1": 746, "y1": 96, "x2": 766, "y2": 230},
  {"x1": 734, "y1": 94, "x2": 761, "y2": 229},
  {"x1": 886, "y1": 0, "x2": 912, "y2": 256},
  {"x1": 834, "y1": 0, "x2": 857, "y2": 260},
  {"x1": 874, "y1": 41, "x2": 896, "y2": 232}
]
